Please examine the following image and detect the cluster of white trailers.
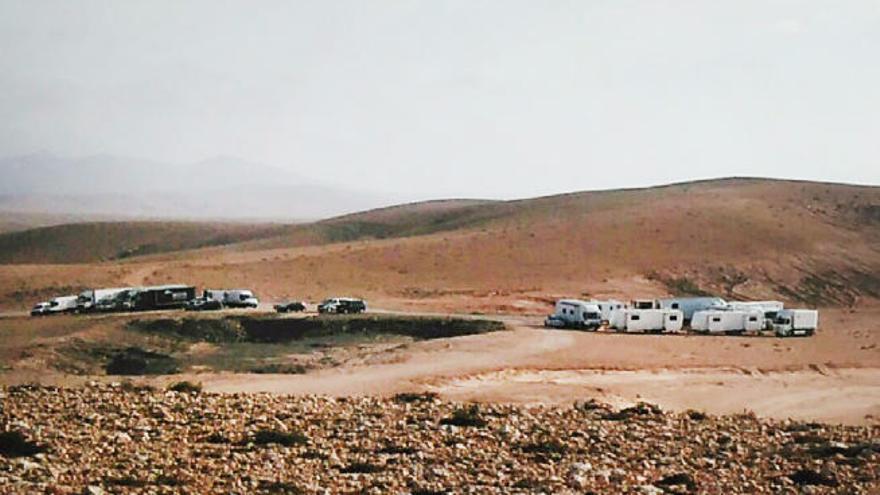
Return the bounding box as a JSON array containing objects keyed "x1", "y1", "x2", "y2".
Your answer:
[{"x1": 548, "y1": 297, "x2": 818, "y2": 337}]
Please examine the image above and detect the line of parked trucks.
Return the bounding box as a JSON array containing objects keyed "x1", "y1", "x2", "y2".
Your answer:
[
  {"x1": 30, "y1": 285, "x2": 367, "y2": 316},
  {"x1": 545, "y1": 296, "x2": 818, "y2": 338}
]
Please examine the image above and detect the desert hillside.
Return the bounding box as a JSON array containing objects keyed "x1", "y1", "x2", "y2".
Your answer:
[
  {"x1": 0, "y1": 178, "x2": 878, "y2": 311},
  {"x1": 0, "y1": 221, "x2": 292, "y2": 264}
]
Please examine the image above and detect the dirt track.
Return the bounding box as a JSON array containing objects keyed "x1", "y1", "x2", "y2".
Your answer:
[{"x1": 203, "y1": 307, "x2": 880, "y2": 425}]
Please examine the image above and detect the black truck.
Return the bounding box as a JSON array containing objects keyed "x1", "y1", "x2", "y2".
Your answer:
[{"x1": 127, "y1": 285, "x2": 196, "y2": 311}]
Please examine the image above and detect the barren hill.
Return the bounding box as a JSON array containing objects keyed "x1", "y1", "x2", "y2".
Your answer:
[
  {"x1": 0, "y1": 221, "x2": 292, "y2": 264},
  {"x1": 0, "y1": 178, "x2": 878, "y2": 311}
]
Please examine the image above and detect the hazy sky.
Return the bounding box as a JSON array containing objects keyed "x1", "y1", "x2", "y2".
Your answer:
[{"x1": 1, "y1": 1, "x2": 878, "y2": 198}]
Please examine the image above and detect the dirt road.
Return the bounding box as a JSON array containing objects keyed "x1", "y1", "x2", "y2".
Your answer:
[{"x1": 204, "y1": 307, "x2": 880, "y2": 425}]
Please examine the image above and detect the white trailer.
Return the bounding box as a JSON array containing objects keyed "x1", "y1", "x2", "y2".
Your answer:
[
  {"x1": 726, "y1": 301, "x2": 784, "y2": 328},
  {"x1": 610, "y1": 309, "x2": 683, "y2": 333},
  {"x1": 773, "y1": 309, "x2": 818, "y2": 337},
  {"x1": 47, "y1": 296, "x2": 78, "y2": 314},
  {"x1": 586, "y1": 299, "x2": 626, "y2": 322},
  {"x1": 657, "y1": 297, "x2": 727, "y2": 321},
  {"x1": 553, "y1": 299, "x2": 602, "y2": 329},
  {"x1": 726, "y1": 301, "x2": 784, "y2": 313},
  {"x1": 691, "y1": 309, "x2": 764, "y2": 334},
  {"x1": 629, "y1": 299, "x2": 658, "y2": 310}
]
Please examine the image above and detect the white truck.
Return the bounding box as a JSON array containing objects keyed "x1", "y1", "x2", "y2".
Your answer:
[
  {"x1": 46, "y1": 296, "x2": 79, "y2": 314},
  {"x1": 609, "y1": 308, "x2": 683, "y2": 333},
  {"x1": 772, "y1": 309, "x2": 818, "y2": 337},
  {"x1": 691, "y1": 309, "x2": 764, "y2": 334},
  {"x1": 203, "y1": 289, "x2": 260, "y2": 308},
  {"x1": 552, "y1": 299, "x2": 603, "y2": 330}
]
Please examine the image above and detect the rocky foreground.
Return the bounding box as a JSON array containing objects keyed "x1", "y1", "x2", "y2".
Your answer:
[{"x1": 0, "y1": 384, "x2": 877, "y2": 494}]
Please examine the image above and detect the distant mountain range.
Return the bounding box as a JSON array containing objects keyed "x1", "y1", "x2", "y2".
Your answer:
[{"x1": 0, "y1": 153, "x2": 410, "y2": 220}]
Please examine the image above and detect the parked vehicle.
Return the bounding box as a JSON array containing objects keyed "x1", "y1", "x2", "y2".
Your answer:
[
  {"x1": 691, "y1": 309, "x2": 764, "y2": 334},
  {"x1": 127, "y1": 285, "x2": 196, "y2": 311},
  {"x1": 725, "y1": 301, "x2": 784, "y2": 327},
  {"x1": 551, "y1": 299, "x2": 602, "y2": 330},
  {"x1": 45, "y1": 296, "x2": 79, "y2": 314},
  {"x1": 656, "y1": 297, "x2": 727, "y2": 322},
  {"x1": 586, "y1": 299, "x2": 626, "y2": 322},
  {"x1": 610, "y1": 309, "x2": 683, "y2": 333},
  {"x1": 274, "y1": 301, "x2": 306, "y2": 313},
  {"x1": 203, "y1": 289, "x2": 260, "y2": 308},
  {"x1": 543, "y1": 314, "x2": 566, "y2": 328},
  {"x1": 76, "y1": 287, "x2": 132, "y2": 313},
  {"x1": 318, "y1": 297, "x2": 367, "y2": 314},
  {"x1": 630, "y1": 299, "x2": 658, "y2": 310},
  {"x1": 773, "y1": 309, "x2": 818, "y2": 337},
  {"x1": 30, "y1": 302, "x2": 51, "y2": 316},
  {"x1": 184, "y1": 297, "x2": 223, "y2": 311}
]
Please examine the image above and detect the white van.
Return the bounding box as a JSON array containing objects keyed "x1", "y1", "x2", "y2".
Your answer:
[{"x1": 553, "y1": 299, "x2": 602, "y2": 330}]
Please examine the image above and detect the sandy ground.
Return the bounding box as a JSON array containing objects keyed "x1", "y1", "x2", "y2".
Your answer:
[{"x1": 200, "y1": 307, "x2": 880, "y2": 425}]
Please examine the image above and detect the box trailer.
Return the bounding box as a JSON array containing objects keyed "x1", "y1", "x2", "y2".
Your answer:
[
  {"x1": 691, "y1": 309, "x2": 764, "y2": 334},
  {"x1": 129, "y1": 285, "x2": 196, "y2": 311},
  {"x1": 46, "y1": 295, "x2": 78, "y2": 314},
  {"x1": 773, "y1": 309, "x2": 818, "y2": 337},
  {"x1": 553, "y1": 299, "x2": 602, "y2": 330},
  {"x1": 656, "y1": 297, "x2": 726, "y2": 322},
  {"x1": 610, "y1": 309, "x2": 683, "y2": 333}
]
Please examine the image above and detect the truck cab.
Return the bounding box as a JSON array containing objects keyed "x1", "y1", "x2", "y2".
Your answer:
[{"x1": 773, "y1": 309, "x2": 818, "y2": 337}]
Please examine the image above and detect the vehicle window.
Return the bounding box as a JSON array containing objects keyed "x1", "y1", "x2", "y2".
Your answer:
[
  {"x1": 630, "y1": 315, "x2": 640, "y2": 321},
  {"x1": 749, "y1": 316, "x2": 758, "y2": 322},
  {"x1": 672, "y1": 303, "x2": 679, "y2": 309},
  {"x1": 712, "y1": 317, "x2": 721, "y2": 322},
  {"x1": 669, "y1": 315, "x2": 678, "y2": 321}
]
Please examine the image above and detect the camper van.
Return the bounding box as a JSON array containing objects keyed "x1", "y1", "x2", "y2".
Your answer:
[
  {"x1": 586, "y1": 299, "x2": 626, "y2": 322},
  {"x1": 610, "y1": 309, "x2": 683, "y2": 333},
  {"x1": 691, "y1": 309, "x2": 764, "y2": 334},
  {"x1": 773, "y1": 309, "x2": 818, "y2": 337},
  {"x1": 203, "y1": 289, "x2": 260, "y2": 308},
  {"x1": 77, "y1": 287, "x2": 132, "y2": 313},
  {"x1": 656, "y1": 297, "x2": 726, "y2": 322},
  {"x1": 552, "y1": 299, "x2": 602, "y2": 330}
]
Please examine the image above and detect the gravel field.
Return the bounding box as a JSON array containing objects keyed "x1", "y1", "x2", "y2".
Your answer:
[{"x1": 1, "y1": 384, "x2": 878, "y2": 494}]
